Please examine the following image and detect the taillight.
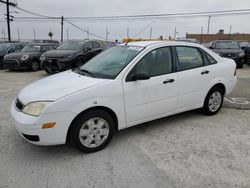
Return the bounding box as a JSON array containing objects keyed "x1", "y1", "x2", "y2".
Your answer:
[{"x1": 234, "y1": 68, "x2": 237, "y2": 76}]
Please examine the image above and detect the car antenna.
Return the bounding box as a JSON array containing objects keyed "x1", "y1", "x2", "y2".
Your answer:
[{"x1": 125, "y1": 38, "x2": 131, "y2": 45}]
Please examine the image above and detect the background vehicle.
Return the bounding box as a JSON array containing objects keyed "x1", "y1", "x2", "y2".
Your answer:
[
  {"x1": 210, "y1": 40, "x2": 245, "y2": 68},
  {"x1": 11, "y1": 41, "x2": 237, "y2": 153},
  {"x1": 244, "y1": 44, "x2": 250, "y2": 64},
  {"x1": 0, "y1": 42, "x2": 27, "y2": 68},
  {"x1": 3, "y1": 43, "x2": 58, "y2": 71},
  {"x1": 40, "y1": 40, "x2": 104, "y2": 74},
  {"x1": 30, "y1": 39, "x2": 60, "y2": 44}
]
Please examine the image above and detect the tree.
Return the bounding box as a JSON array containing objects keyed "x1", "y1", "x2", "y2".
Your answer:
[{"x1": 48, "y1": 31, "x2": 53, "y2": 40}]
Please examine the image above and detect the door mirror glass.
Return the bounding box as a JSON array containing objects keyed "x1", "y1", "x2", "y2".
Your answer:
[
  {"x1": 132, "y1": 72, "x2": 150, "y2": 81},
  {"x1": 84, "y1": 48, "x2": 91, "y2": 52}
]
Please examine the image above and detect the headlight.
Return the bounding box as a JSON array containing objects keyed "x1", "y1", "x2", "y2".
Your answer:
[
  {"x1": 40, "y1": 55, "x2": 45, "y2": 61},
  {"x1": 239, "y1": 52, "x2": 245, "y2": 57},
  {"x1": 22, "y1": 101, "x2": 51, "y2": 116},
  {"x1": 21, "y1": 55, "x2": 29, "y2": 61}
]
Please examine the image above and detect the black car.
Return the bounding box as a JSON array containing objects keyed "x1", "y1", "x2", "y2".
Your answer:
[
  {"x1": 0, "y1": 42, "x2": 26, "y2": 68},
  {"x1": 210, "y1": 40, "x2": 245, "y2": 68},
  {"x1": 30, "y1": 39, "x2": 60, "y2": 44},
  {"x1": 40, "y1": 40, "x2": 104, "y2": 74},
  {"x1": 244, "y1": 44, "x2": 250, "y2": 64},
  {"x1": 3, "y1": 43, "x2": 58, "y2": 71}
]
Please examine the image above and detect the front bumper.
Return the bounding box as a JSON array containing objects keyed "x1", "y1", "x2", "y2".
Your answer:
[
  {"x1": 3, "y1": 59, "x2": 29, "y2": 69},
  {"x1": 10, "y1": 99, "x2": 76, "y2": 146},
  {"x1": 41, "y1": 58, "x2": 73, "y2": 72}
]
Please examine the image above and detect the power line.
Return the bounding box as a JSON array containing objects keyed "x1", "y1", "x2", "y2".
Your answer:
[{"x1": 64, "y1": 19, "x2": 107, "y2": 40}]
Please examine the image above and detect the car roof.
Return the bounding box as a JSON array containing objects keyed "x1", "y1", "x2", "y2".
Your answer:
[
  {"x1": 122, "y1": 40, "x2": 202, "y2": 48},
  {"x1": 27, "y1": 43, "x2": 58, "y2": 46}
]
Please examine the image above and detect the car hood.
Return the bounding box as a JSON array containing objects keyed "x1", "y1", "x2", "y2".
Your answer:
[
  {"x1": 213, "y1": 48, "x2": 244, "y2": 54},
  {"x1": 4, "y1": 52, "x2": 41, "y2": 59},
  {"x1": 43, "y1": 49, "x2": 80, "y2": 57},
  {"x1": 18, "y1": 70, "x2": 109, "y2": 105}
]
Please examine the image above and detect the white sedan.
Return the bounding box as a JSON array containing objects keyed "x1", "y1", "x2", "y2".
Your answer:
[{"x1": 11, "y1": 41, "x2": 237, "y2": 153}]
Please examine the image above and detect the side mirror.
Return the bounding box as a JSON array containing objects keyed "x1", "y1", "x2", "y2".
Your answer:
[
  {"x1": 209, "y1": 46, "x2": 213, "y2": 49},
  {"x1": 132, "y1": 72, "x2": 150, "y2": 81}
]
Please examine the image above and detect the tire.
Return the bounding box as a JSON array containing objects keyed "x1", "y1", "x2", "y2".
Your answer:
[
  {"x1": 43, "y1": 62, "x2": 55, "y2": 74},
  {"x1": 70, "y1": 109, "x2": 115, "y2": 153},
  {"x1": 30, "y1": 60, "x2": 40, "y2": 71},
  {"x1": 237, "y1": 64, "x2": 243, "y2": 68},
  {"x1": 202, "y1": 87, "x2": 224, "y2": 115}
]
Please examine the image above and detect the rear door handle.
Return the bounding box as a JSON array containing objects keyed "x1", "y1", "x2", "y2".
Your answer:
[
  {"x1": 163, "y1": 79, "x2": 175, "y2": 84},
  {"x1": 201, "y1": 70, "x2": 209, "y2": 75}
]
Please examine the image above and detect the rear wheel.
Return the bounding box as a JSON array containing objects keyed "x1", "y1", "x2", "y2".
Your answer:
[
  {"x1": 202, "y1": 87, "x2": 224, "y2": 115},
  {"x1": 70, "y1": 109, "x2": 115, "y2": 153},
  {"x1": 30, "y1": 60, "x2": 40, "y2": 71}
]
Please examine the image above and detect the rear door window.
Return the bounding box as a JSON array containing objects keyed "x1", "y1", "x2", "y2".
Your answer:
[{"x1": 176, "y1": 46, "x2": 204, "y2": 71}]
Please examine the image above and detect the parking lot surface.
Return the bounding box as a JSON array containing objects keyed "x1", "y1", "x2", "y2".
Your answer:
[{"x1": 0, "y1": 66, "x2": 250, "y2": 188}]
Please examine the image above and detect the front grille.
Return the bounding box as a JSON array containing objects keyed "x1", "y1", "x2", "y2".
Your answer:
[
  {"x1": 15, "y1": 98, "x2": 24, "y2": 111},
  {"x1": 221, "y1": 53, "x2": 237, "y2": 58},
  {"x1": 3, "y1": 59, "x2": 19, "y2": 68}
]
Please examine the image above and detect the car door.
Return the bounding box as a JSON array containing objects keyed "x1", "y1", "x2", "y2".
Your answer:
[
  {"x1": 175, "y1": 46, "x2": 213, "y2": 109},
  {"x1": 123, "y1": 46, "x2": 179, "y2": 126}
]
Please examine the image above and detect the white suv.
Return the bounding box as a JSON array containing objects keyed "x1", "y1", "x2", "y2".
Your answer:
[{"x1": 11, "y1": 41, "x2": 237, "y2": 152}]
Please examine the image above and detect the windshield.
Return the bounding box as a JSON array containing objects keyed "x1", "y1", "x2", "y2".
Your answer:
[
  {"x1": 22, "y1": 45, "x2": 41, "y2": 52},
  {"x1": 79, "y1": 45, "x2": 144, "y2": 79},
  {"x1": 215, "y1": 41, "x2": 240, "y2": 49},
  {"x1": 57, "y1": 41, "x2": 84, "y2": 50},
  {"x1": 0, "y1": 44, "x2": 11, "y2": 53}
]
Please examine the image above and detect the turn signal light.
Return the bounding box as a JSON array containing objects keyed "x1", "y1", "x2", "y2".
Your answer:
[{"x1": 42, "y1": 122, "x2": 56, "y2": 129}]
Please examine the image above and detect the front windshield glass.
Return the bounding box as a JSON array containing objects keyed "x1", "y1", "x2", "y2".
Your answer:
[
  {"x1": 22, "y1": 45, "x2": 41, "y2": 52},
  {"x1": 0, "y1": 44, "x2": 11, "y2": 53},
  {"x1": 215, "y1": 41, "x2": 240, "y2": 49},
  {"x1": 79, "y1": 45, "x2": 144, "y2": 79},
  {"x1": 57, "y1": 41, "x2": 84, "y2": 50}
]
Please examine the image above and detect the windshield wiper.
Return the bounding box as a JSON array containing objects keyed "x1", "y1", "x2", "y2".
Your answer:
[{"x1": 78, "y1": 69, "x2": 95, "y2": 77}]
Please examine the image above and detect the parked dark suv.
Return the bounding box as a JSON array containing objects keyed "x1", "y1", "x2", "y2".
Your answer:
[
  {"x1": 0, "y1": 42, "x2": 26, "y2": 68},
  {"x1": 40, "y1": 40, "x2": 104, "y2": 74},
  {"x1": 3, "y1": 43, "x2": 58, "y2": 71},
  {"x1": 210, "y1": 40, "x2": 245, "y2": 68}
]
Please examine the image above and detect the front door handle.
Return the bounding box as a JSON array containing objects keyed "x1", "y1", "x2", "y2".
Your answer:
[
  {"x1": 163, "y1": 79, "x2": 175, "y2": 84},
  {"x1": 201, "y1": 70, "x2": 209, "y2": 75}
]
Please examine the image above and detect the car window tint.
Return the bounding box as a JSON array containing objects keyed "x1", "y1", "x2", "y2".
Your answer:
[
  {"x1": 176, "y1": 46, "x2": 204, "y2": 70},
  {"x1": 205, "y1": 52, "x2": 217, "y2": 64},
  {"x1": 91, "y1": 42, "x2": 100, "y2": 48},
  {"x1": 83, "y1": 42, "x2": 92, "y2": 49},
  {"x1": 129, "y1": 47, "x2": 172, "y2": 78},
  {"x1": 42, "y1": 45, "x2": 52, "y2": 51}
]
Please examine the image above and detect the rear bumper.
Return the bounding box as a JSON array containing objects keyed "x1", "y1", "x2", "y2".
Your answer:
[{"x1": 226, "y1": 76, "x2": 237, "y2": 95}]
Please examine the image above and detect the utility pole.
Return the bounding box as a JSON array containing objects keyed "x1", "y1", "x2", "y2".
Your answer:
[
  {"x1": 17, "y1": 28, "x2": 20, "y2": 41},
  {"x1": 67, "y1": 28, "x2": 69, "y2": 41},
  {"x1": 229, "y1": 25, "x2": 232, "y2": 40},
  {"x1": 174, "y1": 27, "x2": 178, "y2": 40},
  {"x1": 0, "y1": 0, "x2": 16, "y2": 41},
  {"x1": 200, "y1": 26, "x2": 203, "y2": 44},
  {"x1": 149, "y1": 27, "x2": 152, "y2": 40},
  {"x1": 105, "y1": 28, "x2": 109, "y2": 43},
  {"x1": 127, "y1": 27, "x2": 129, "y2": 39},
  {"x1": 33, "y1": 29, "x2": 36, "y2": 40},
  {"x1": 61, "y1": 16, "x2": 64, "y2": 43},
  {"x1": 207, "y1": 16, "x2": 211, "y2": 34}
]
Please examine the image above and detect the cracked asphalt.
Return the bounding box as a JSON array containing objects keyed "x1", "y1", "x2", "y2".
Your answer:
[{"x1": 0, "y1": 66, "x2": 250, "y2": 188}]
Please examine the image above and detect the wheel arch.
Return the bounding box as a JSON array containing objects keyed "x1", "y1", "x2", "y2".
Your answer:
[{"x1": 66, "y1": 106, "x2": 118, "y2": 143}]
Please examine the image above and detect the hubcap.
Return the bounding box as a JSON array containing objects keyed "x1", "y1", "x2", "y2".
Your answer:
[
  {"x1": 79, "y1": 117, "x2": 109, "y2": 148},
  {"x1": 208, "y1": 91, "x2": 222, "y2": 112},
  {"x1": 32, "y1": 62, "x2": 39, "y2": 70}
]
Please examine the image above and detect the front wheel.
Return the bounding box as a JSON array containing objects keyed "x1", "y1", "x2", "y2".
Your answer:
[
  {"x1": 202, "y1": 87, "x2": 224, "y2": 115},
  {"x1": 30, "y1": 60, "x2": 40, "y2": 71},
  {"x1": 70, "y1": 109, "x2": 115, "y2": 153}
]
